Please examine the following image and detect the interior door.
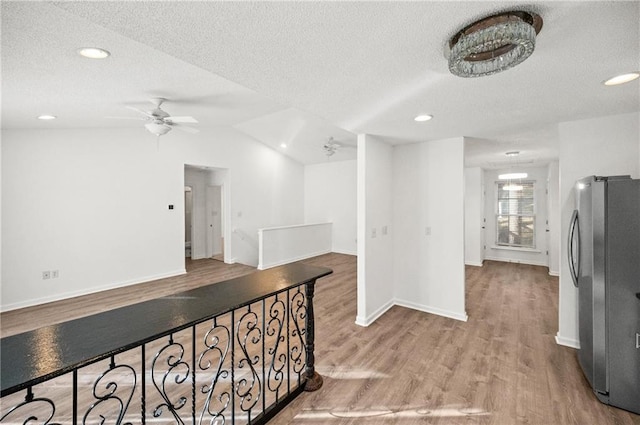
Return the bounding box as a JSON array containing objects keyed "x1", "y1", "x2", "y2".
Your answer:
[
  {"x1": 546, "y1": 180, "x2": 550, "y2": 268},
  {"x1": 481, "y1": 181, "x2": 486, "y2": 262},
  {"x1": 184, "y1": 186, "x2": 193, "y2": 258},
  {"x1": 206, "y1": 185, "x2": 222, "y2": 258}
]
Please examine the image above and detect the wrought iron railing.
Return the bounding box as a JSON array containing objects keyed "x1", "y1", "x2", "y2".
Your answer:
[{"x1": 0, "y1": 263, "x2": 332, "y2": 424}]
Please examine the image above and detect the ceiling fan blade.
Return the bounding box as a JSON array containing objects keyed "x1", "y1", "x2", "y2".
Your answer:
[
  {"x1": 171, "y1": 123, "x2": 200, "y2": 134},
  {"x1": 126, "y1": 105, "x2": 155, "y2": 119},
  {"x1": 165, "y1": 116, "x2": 198, "y2": 124},
  {"x1": 104, "y1": 116, "x2": 147, "y2": 120}
]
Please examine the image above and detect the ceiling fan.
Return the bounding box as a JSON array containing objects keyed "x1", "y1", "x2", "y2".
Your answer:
[
  {"x1": 113, "y1": 98, "x2": 199, "y2": 136},
  {"x1": 323, "y1": 137, "x2": 341, "y2": 157},
  {"x1": 323, "y1": 137, "x2": 356, "y2": 157}
]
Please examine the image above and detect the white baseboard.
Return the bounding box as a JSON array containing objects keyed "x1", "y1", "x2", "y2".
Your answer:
[
  {"x1": 548, "y1": 270, "x2": 559, "y2": 277},
  {"x1": 395, "y1": 299, "x2": 468, "y2": 322},
  {"x1": 355, "y1": 299, "x2": 394, "y2": 327},
  {"x1": 1, "y1": 269, "x2": 187, "y2": 313},
  {"x1": 355, "y1": 298, "x2": 469, "y2": 326},
  {"x1": 555, "y1": 333, "x2": 580, "y2": 349},
  {"x1": 484, "y1": 256, "x2": 548, "y2": 267},
  {"x1": 332, "y1": 248, "x2": 357, "y2": 256},
  {"x1": 465, "y1": 261, "x2": 484, "y2": 267}
]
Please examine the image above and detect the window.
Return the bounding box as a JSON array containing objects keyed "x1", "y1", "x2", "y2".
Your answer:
[{"x1": 496, "y1": 181, "x2": 535, "y2": 248}]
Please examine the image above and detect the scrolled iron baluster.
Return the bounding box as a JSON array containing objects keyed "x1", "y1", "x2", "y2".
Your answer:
[
  {"x1": 82, "y1": 360, "x2": 136, "y2": 425},
  {"x1": 290, "y1": 288, "x2": 307, "y2": 376},
  {"x1": 151, "y1": 335, "x2": 190, "y2": 423},
  {"x1": 235, "y1": 307, "x2": 262, "y2": 413},
  {"x1": 198, "y1": 319, "x2": 231, "y2": 425},
  {"x1": 266, "y1": 296, "x2": 287, "y2": 395},
  {"x1": 303, "y1": 281, "x2": 323, "y2": 391},
  {"x1": 0, "y1": 387, "x2": 60, "y2": 425}
]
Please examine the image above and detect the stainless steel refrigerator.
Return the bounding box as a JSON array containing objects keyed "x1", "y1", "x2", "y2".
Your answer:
[{"x1": 568, "y1": 175, "x2": 640, "y2": 414}]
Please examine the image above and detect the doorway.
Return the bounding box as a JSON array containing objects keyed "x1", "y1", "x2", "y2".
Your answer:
[{"x1": 184, "y1": 165, "x2": 230, "y2": 263}]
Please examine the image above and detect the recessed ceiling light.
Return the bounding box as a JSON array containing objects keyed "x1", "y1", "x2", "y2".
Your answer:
[
  {"x1": 77, "y1": 47, "x2": 110, "y2": 59},
  {"x1": 414, "y1": 114, "x2": 433, "y2": 122},
  {"x1": 37, "y1": 115, "x2": 57, "y2": 120},
  {"x1": 603, "y1": 72, "x2": 640, "y2": 86},
  {"x1": 280, "y1": 143, "x2": 287, "y2": 148}
]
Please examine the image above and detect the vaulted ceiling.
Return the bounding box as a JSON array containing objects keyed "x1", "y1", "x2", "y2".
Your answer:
[{"x1": 2, "y1": 1, "x2": 638, "y2": 166}]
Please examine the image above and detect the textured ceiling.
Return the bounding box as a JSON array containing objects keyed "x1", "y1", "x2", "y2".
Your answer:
[{"x1": 2, "y1": 1, "x2": 639, "y2": 166}]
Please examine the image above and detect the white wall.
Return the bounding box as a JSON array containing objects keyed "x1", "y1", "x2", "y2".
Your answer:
[
  {"x1": 464, "y1": 167, "x2": 484, "y2": 266},
  {"x1": 304, "y1": 160, "x2": 357, "y2": 255},
  {"x1": 356, "y1": 134, "x2": 394, "y2": 326},
  {"x1": 483, "y1": 166, "x2": 549, "y2": 267},
  {"x1": 1, "y1": 126, "x2": 305, "y2": 311},
  {"x1": 258, "y1": 222, "x2": 332, "y2": 270},
  {"x1": 547, "y1": 161, "x2": 560, "y2": 276},
  {"x1": 557, "y1": 112, "x2": 640, "y2": 348},
  {"x1": 393, "y1": 137, "x2": 467, "y2": 322}
]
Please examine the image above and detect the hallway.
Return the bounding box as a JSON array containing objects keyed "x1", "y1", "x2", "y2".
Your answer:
[{"x1": 272, "y1": 256, "x2": 637, "y2": 424}]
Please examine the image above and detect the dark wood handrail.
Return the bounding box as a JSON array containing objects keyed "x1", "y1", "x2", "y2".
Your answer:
[{"x1": 1, "y1": 263, "x2": 332, "y2": 397}]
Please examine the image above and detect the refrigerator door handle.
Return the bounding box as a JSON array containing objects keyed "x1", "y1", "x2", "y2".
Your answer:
[
  {"x1": 636, "y1": 333, "x2": 640, "y2": 349},
  {"x1": 568, "y1": 209, "x2": 580, "y2": 287}
]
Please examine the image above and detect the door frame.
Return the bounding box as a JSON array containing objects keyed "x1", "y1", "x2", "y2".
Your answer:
[{"x1": 184, "y1": 165, "x2": 232, "y2": 264}]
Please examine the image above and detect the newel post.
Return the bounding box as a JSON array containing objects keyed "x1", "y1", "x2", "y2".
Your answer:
[{"x1": 303, "y1": 280, "x2": 323, "y2": 391}]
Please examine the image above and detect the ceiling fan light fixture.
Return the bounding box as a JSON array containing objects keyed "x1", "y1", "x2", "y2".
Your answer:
[
  {"x1": 414, "y1": 114, "x2": 433, "y2": 122},
  {"x1": 77, "y1": 47, "x2": 111, "y2": 59},
  {"x1": 145, "y1": 122, "x2": 172, "y2": 136},
  {"x1": 603, "y1": 72, "x2": 640, "y2": 86},
  {"x1": 448, "y1": 11, "x2": 542, "y2": 78}
]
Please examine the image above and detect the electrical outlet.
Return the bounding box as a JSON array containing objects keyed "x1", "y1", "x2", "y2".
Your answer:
[
  {"x1": 382, "y1": 226, "x2": 388, "y2": 235},
  {"x1": 52, "y1": 270, "x2": 59, "y2": 279},
  {"x1": 42, "y1": 271, "x2": 51, "y2": 280},
  {"x1": 371, "y1": 228, "x2": 377, "y2": 238}
]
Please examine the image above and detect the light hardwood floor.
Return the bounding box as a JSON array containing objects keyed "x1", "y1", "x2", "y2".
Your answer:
[
  {"x1": 0, "y1": 259, "x2": 256, "y2": 338},
  {"x1": 1, "y1": 254, "x2": 638, "y2": 424}
]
